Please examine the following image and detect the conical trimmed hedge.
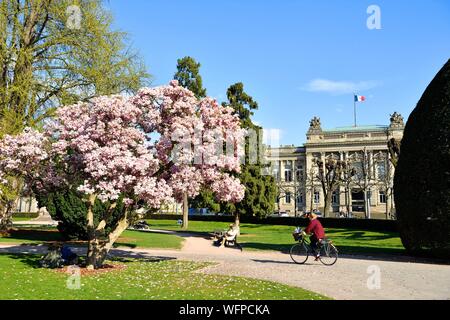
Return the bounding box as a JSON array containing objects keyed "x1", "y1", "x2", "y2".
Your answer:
[{"x1": 394, "y1": 59, "x2": 450, "y2": 259}]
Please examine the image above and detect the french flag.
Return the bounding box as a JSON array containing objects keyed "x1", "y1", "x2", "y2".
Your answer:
[{"x1": 354, "y1": 95, "x2": 366, "y2": 102}]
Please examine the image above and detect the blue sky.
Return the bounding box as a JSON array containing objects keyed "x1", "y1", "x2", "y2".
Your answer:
[{"x1": 107, "y1": 0, "x2": 450, "y2": 145}]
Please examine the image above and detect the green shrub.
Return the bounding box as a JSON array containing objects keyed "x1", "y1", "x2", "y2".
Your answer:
[
  {"x1": 394, "y1": 59, "x2": 450, "y2": 259},
  {"x1": 35, "y1": 188, "x2": 124, "y2": 240},
  {"x1": 12, "y1": 212, "x2": 39, "y2": 219}
]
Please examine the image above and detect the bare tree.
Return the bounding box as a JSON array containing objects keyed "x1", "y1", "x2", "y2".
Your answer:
[
  {"x1": 373, "y1": 152, "x2": 395, "y2": 219},
  {"x1": 348, "y1": 149, "x2": 369, "y2": 218},
  {"x1": 349, "y1": 148, "x2": 388, "y2": 219},
  {"x1": 313, "y1": 157, "x2": 346, "y2": 217},
  {"x1": 339, "y1": 159, "x2": 357, "y2": 217},
  {"x1": 388, "y1": 138, "x2": 401, "y2": 168}
]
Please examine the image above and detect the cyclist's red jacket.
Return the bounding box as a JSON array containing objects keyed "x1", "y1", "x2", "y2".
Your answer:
[{"x1": 305, "y1": 219, "x2": 325, "y2": 239}]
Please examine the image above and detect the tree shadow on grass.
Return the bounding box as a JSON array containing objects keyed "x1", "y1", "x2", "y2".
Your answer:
[
  {"x1": 1, "y1": 253, "x2": 42, "y2": 268},
  {"x1": 240, "y1": 224, "x2": 266, "y2": 229},
  {"x1": 1, "y1": 250, "x2": 178, "y2": 271},
  {"x1": 242, "y1": 242, "x2": 449, "y2": 265},
  {"x1": 113, "y1": 242, "x2": 138, "y2": 249},
  {"x1": 108, "y1": 256, "x2": 176, "y2": 264},
  {"x1": 335, "y1": 245, "x2": 406, "y2": 256},
  {"x1": 325, "y1": 229, "x2": 399, "y2": 241},
  {"x1": 251, "y1": 259, "x2": 298, "y2": 265},
  {"x1": 1, "y1": 228, "x2": 64, "y2": 243},
  {"x1": 241, "y1": 242, "x2": 291, "y2": 253},
  {"x1": 242, "y1": 241, "x2": 407, "y2": 256},
  {"x1": 108, "y1": 249, "x2": 177, "y2": 263}
]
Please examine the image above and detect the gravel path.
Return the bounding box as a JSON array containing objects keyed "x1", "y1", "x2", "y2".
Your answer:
[{"x1": 1, "y1": 231, "x2": 449, "y2": 300}]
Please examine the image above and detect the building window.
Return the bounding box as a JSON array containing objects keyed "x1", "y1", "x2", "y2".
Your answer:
[
  {"x1": 297, "y1": 193, "x2": 304, "y2": 205},
  {"x1": 377, "y1": 161, "x2": 387, "y2": 180},
  {"x1": 295, "y1": 162, "x2": 304, "y2": 182},
  {"x1": 286, "y1": 192, "x2": 291, "y2": 204},
  {"x1": 272, "y1": 161, "x2": 280, "y2": 181},
  {"x1": 332, "y1": 191, "x2": 339, "y2": 204},
  {"x1": 285, "y1": 170, "x2": 292, "y2": 182},
  {"x1": 314, "y1": 191, "x2": 320, "y2": 204},
  {"x1": 284, "y1": 161, "x2": 292, "y2": 182},
  {"x1": 379, "y1": 191, "x2": 387, "y2": 204}
]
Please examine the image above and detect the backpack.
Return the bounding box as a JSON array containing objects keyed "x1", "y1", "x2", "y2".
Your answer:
[{"x1": 39, "y1": 250, "x2": 65, "y2": 269}]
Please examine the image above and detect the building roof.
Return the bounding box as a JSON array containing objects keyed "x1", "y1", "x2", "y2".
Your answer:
[{"x1": 323, "y1": 125, "x2": 388, "y2": 133}]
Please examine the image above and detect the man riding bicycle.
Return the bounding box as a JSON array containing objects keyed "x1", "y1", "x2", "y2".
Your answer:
[{"x1": 303, "y1": 212, "x2": 325, "y2": 260}]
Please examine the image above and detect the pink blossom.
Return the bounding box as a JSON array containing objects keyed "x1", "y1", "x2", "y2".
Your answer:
[{"x1": 1, "y1": 81, "x2": 246, "y2": 209}]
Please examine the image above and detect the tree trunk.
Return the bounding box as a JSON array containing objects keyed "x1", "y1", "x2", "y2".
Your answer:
[
  {"x1": 234, "y1": 212, "x2": 240, "y2": 236},
  {"x1": 323, "y1": 192, "x2": 332, "y2": 218},
  {"x1": 277, "y1": 197, "x2": 281, "y2": 214},
  {"x1": 86, "y1": 194, "x2": 97, "y2": 270},
  {"x1": 390, "y1": 191, "x2": 394, "y2": 219},
  {"x1": 86, "y1": 209, "x2": 129, "y2": 269},
  {"x1": 364, "y1": 190, "x2": 371, "y2": 219},
  {"x1": 345, "y1": 187, "x2": 351, "y2": 216},
  {"x1": 182, "y1": 192, "x2": 188, "y2": 230},
  {"x1": 385, "y1": 191, "x2": 389, "y2": 220},
  {"x1": 0, "y1": 199, "x2": 18, "y2": 232}
]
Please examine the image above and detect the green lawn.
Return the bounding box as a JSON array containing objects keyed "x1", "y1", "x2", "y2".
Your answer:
[
  {"x1": 0, "y1": 227, "x2": 184, "y2": 250},
  {"x1": 147, "y1": 219, "x2": 406, "y2": 256},
  {"x1": 1, "y1": 220, "x2": 406, "y2": 256},
  {"x1": 115, "y1": 230, "x2": 184, "y2": 250},
  {"x1": 0, "y1": 254, "x2": 328, "y2": 300}
]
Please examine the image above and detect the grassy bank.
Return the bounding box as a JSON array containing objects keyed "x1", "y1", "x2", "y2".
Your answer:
[
  {"x1": 147, "y1": 219, "x2": 406, "y2": 255},
  {"x1": 0, "y1": 227, "x2": 184, "y2": 250},
  {"x1": 0, "y1": 254, "x2": 328, "y2": 300}
]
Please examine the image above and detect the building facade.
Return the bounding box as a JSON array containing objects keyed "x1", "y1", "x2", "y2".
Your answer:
[{"x1": 265, "y1": 113, "x2": 404, "y2": 218}]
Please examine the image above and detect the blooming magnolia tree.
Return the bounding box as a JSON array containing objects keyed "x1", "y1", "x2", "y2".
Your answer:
[
  {"x1": 1, "y1": 81, "x2": 245, "y2": 268},
  {"x1": 132, "y1": 85, "x2": 246, "y2": 228},
  {"x1": 0, "y1": 128, "x2": 48, "y2": 230}
]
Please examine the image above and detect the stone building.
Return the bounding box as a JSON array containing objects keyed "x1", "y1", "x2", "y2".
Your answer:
[{"x1": 265, "y1": 113, "x2": 404, "y2": 218}]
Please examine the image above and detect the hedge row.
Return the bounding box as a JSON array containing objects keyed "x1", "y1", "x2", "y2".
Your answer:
[
  {"x1": 147, "y1": 214, "x2": 398, "y2": 232},
  {"x1": 12, "y1": 212, "x2": 40, "y2": 219}
]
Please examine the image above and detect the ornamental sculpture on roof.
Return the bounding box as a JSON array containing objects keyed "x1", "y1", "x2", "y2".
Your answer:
[
  {"x1": 308, "y1": 116, "x2": 322, "y2": 132},
  {"x1": 389, "y1": 112, "x2": 405, "y2": 128}
]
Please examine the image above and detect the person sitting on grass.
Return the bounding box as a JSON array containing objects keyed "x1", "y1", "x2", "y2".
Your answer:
[
  {"x1": 304, "y1": 212, "x2": 325, "y2": 260},
  {"x1": 218, "y1": 223, "x2": 239, "y2": 248}
]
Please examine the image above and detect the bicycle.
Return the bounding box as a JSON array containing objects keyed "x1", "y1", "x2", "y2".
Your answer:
[{"x1": 290, "y1": 227, "x2": 338, "y2": 266}]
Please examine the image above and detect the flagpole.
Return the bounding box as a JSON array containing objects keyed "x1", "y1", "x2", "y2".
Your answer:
[{"x1": 353, "y1": 93, "x2": 357, "y2": 127}]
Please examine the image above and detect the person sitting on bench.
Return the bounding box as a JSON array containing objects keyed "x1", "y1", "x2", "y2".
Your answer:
[{"x1": 219, "y1": 223, "x2": 239, "y2": 248}]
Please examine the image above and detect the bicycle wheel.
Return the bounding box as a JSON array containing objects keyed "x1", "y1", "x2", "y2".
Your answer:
[
  {"x1": 319, "y1": 243, "x2": 338, "y2": 266},
  {"x1": 290, "y1": 242, "x2": 309, "y2": 264}
]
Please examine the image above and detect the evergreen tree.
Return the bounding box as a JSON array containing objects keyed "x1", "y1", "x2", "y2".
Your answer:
[
  {"x1": 224, "y1": 82, "x2": 258, "y2": 129},
  {"x1": 394, "y1": 59, "x2": 450, "y2": 259},
  {"x1": 174, "y1": 56, "x2": 207, "y2": 98}
]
